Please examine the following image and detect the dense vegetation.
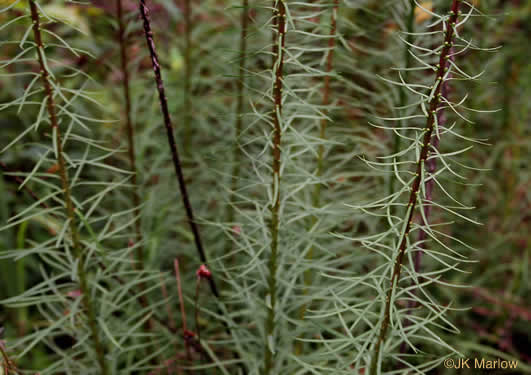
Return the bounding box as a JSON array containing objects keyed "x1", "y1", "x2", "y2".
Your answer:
[{"x1": 0, "y1": 0, "x2": 529, "y2": 374}]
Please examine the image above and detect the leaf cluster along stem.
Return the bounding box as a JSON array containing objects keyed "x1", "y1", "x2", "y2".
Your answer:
[
  {"x1": 264, "y1": 1, "x2": 286, "y2": 374},
  {"x1": 28, "y1": 2, "x2": 108, "y2": 374},
  {"x1": 369, "y1": 1, "x2": 461, "y2": 373}
]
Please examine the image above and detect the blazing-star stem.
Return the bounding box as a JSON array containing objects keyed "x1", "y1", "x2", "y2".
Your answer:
[
  {"x1": 264, "y1": 1, "x2": 286, "y2": 374},
  {"x1": 369, "y1": 2, "x2": 461, "y2": 373},
  {"x1": 29, "y1": 2, "x2": 108, "y2": 373},
  {"x1": 139, "y1": 0, "x2": 218, "y2": 298}
]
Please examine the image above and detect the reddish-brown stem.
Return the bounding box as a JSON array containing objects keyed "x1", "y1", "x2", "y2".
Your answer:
[
  {"x1": 160, "y1": 273, "x2": 178, "y2": 334},
  {"x1": 369, "y1": 2, "x2": 461, "y2": 373},
  {"x1": 194, "y1": 278, "x2": 202, "y2": 344},
  {"x1": 173, "y1": 259, "x2": 191, "y2": 359}
]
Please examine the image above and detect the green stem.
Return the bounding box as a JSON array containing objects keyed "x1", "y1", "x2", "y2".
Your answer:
[
  {"x1": 28, "y1": 2, "x2": 108, "y2": 374},
  {"x1": 264, "y1": 1, "x2": 285, "y2": 374},
  {"x1": 369, "y1": 2, "x2": 460, "y2": 373}
]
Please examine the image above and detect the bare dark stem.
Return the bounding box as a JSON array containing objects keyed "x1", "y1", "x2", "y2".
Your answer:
[
  {"x1": 264, "y1": 1, "x2": 285, "y2": 374},
  {"x1": 29, "y1": 2, "x2": 108, "y2": 374},
  {"x1": 369, "y1": 2, "x2": 461, "y2": 373},
  {"x1": 139, "y1": 0, "x2": 219, "y2": 299}
]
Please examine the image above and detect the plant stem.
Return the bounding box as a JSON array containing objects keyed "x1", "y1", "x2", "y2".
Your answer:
[
  {"x1": 369, "y1": 2, "x2": 461, "y2": 373},
  {"x1": 1, "y1": 161, "x2": 181, "y2": 338},
  {"x1": 28, "y1": 2, "x2": 108, "y2": 374},
  {"x1": 299, "y1": 0, "x2": 339, "y2": 323},
  {"x1": 264, "y1": 1, "x2": 285, "y2": 374},
  {"x1": 139, "y1": 5, "x2": 246, "y2": 373},
  {"x1": 399, "y1": 49, "x2": 451, "y2": 355},
  {"x1": 139, "y1": 0, "x2": 218, "y2": 298}
]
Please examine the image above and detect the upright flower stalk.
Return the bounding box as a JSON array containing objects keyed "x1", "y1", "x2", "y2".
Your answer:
[
  {"x1": 264, "y1": 1, "x2": 286, "y2": 374},
  {"x1": 399, "y1": 48, "x2": 453, "y2": 355},
  {"x1": 28, "y1": 2, "x2": 108, "y2": 374},
  {"x1": 369, "y1": 1, "x2": 461, "y2": 373}
]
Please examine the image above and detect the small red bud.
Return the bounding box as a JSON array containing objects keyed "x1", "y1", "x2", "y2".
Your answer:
[
  {"x1": 196, "y1": 264, "x2": 212, "y2": 279},
  {"x1": 183, "y1": 329, "x2": 196, "y2": 340}
]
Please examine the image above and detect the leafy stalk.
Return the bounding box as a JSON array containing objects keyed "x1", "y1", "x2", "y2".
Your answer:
[
  {"x1": 369, "y1": 1, "x2": 461, "y2": 373},
  {"x1": 139, "y1": 0, "x2": 219, "y2": 297},
  {"x1": 264, "y1": 1, "x2": 286, "y2": 374},
  {"x1": 399, "y1": 47, "x2": 453, "y2": 355},
  {"x1": 28, "y1": 2, "x2": 108, "y2": 374}
]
